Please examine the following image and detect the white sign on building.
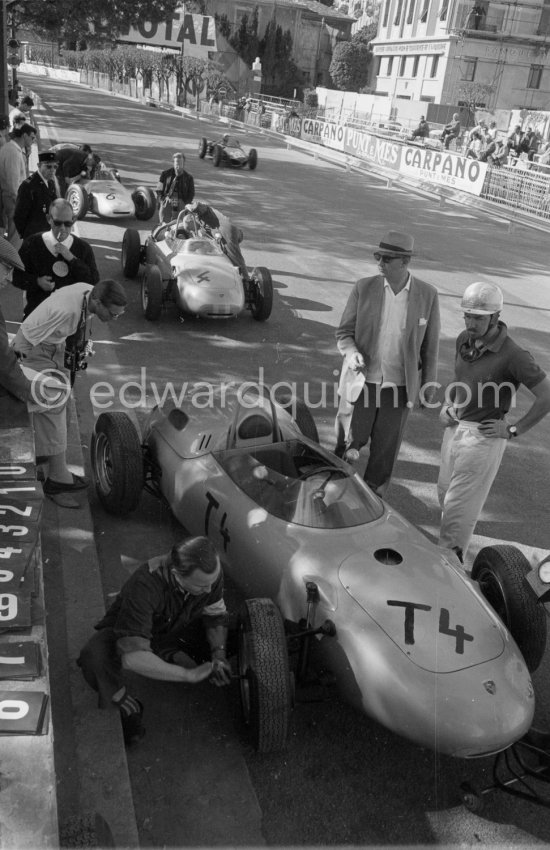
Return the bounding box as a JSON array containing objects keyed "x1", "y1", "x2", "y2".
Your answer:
[{"x1": 118, "y1": 9, "x2": 217, "y2": 58}]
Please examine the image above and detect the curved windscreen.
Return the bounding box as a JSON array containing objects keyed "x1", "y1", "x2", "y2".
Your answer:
[{"x1": 215, "y1": 440, "x2": 383, "y2": 528}]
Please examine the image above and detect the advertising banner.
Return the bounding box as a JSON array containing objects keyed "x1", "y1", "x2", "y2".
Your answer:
[
  {"x1": 118, "y1": 10, "x2": 216, "y2": 59},
  {"x1": 301, "y1": 118, "x2": 346, "y2": 152},
  {"x1": 343, "y1": 128, "x2": 402, "y2": 172},
  {"x1": 400, "y1": 146, "x2": 488, "y2": 195}
]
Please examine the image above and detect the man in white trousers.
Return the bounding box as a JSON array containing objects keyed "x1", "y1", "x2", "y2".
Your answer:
[{"x1": 438, "y1": 281, "x2": 550, "y2": 561}]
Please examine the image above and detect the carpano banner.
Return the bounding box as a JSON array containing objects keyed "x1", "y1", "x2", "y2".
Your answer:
[
  {"x1": 297, "y1": 118, "x2": 487, "y2": 196},
  {"x1": 400, "y1": 146, "x2": 487, "y2": 194},
  {"x1": 118, "y1": 10, "x2": 217, "y2": 58}
]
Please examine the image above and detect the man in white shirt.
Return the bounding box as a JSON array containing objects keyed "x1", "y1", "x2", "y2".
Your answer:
[
  {"x1": 0, "y1": 122, "x2": 36, "y2": 243},
  {"x1": 11, "y1": 279, "x2": 127, "y2": 507},
  {"x1": 335, "y1": 231, "x2": 440, "y2": 496}
]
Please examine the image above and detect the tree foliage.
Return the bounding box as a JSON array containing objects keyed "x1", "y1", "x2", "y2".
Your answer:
[
  {"x1": 10, "y1": 0, "x2": 181, "y2": 46},
  {"x1": 457, "y1": 81, "x2": 495, "y2": 109},
  {"x1": 351, "y1": 23, "x2": 378, "y2": 45},
  {"x1": 329, "y1": 41, "x2": 370, "y2": 91},
  {"x1": 259, "y1": 17, "x2": 298, "y2": 94}
]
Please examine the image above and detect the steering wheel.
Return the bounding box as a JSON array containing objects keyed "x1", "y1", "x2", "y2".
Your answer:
[{"x1": 298, "y1": 465, "x2": 347, "y2": 483}]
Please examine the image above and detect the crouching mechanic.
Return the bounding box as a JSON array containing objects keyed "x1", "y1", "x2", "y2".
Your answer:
[
  {"x1": 77, "y1": 536, "x2": 232, "y2": 745},
  {"x1": 185, "y1": 200, "x2": 248, "y2": 279},
  {"x1": 438, "y1": 281, "x2": 550, "y2": 561}
]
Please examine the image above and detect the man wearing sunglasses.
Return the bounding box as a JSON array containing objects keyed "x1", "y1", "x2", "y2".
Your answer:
[
  {"x1": 14, "y1": 150, "x2": 60, "y2": 240},
  {"x1": 12, "y1": 198, "x2": 99, "y2": 318},
  {"x1": 335, "y1": 230, "x2": 440, "y2": 497}
]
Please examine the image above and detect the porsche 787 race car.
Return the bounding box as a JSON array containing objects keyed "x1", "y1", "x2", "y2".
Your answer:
[
  {"x1": 198, "y1": 135, "x2": 258, "y2": 170},
  {"x1": 50, "y1": 143, "x2": 156, "y2": 222},
  {"x1": 91, "y1": 385, "x2": 547, "y2": 757},
  {"x1": 120, "y1": 211, "x2": 273, "y2": 322}
]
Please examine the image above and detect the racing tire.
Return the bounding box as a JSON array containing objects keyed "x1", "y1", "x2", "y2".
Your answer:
[
  {"x1": 238, "y1": 598, "x2": 292, "y2": 753},
  {"x1": 132, "y1": 186, "x2": 156, "y2": 221},
  {"x1": 213, "y1": 145, "x2": 223, "y2": 167},
  {"x1": 141, "y1": 265, "x2": 164, "y2": 321},
  {"x1": 472, "y1": 545, "x2": 547, "y2": 672},
  {"x1": 198, "y1": 137, "x2": 207, "y2": 158},
  {"x1": 121, "y1": 229, "x2": 141, "y2": 278},
  {"x1": 249, "y1": 267, "x2": 273, "y2": 321},
  {"x1": 65, "y1": 184, "x2": 89, "y2": 220},
  {"x1": 276, "y1": 392, "x2": 319, "y2": 443},
  {"x1": 248, "y1": 148, "x2": 258, "y2": 170},
  {"x1": 91, "y1": 412, "x2": 144, "y2": 515}
]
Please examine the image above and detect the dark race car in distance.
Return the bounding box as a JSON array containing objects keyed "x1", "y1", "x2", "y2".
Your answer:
[{"x1": 198, "y1": 134, "x2": 257, "y2": 170}]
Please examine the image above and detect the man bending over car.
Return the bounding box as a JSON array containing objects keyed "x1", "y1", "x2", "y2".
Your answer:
[
  {"x1": 185, "y1": 200, "x2": 248, "y2": 279},
  {"x1": 77, "y1": 536, "x2": 232, "y2": 745}
]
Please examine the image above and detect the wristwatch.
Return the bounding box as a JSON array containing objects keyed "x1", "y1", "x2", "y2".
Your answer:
[{"x1": 507, "y1": 424, "x2": 518, "y2": 439}]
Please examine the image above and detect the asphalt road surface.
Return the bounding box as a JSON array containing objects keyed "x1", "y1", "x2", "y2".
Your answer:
[{"x1": 22, "y1": 72, "x2": 550, "y2": 847}]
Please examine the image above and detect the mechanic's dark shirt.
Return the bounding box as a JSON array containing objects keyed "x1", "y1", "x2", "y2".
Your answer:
[
  {"x1": 13, "y1": 232, "x2": 100, "y2": 317},
  {"x1": 62, "y1": 151, "x2": 90, "y2": 180},
  {"x1": 449, "y1": 322, "x2": 546, "y2": 422},
  {"x1": 158, "y1": 168, "x2": 195, "y2": 205},
  {"x1": 95, "y1": 558, "x2": 227, "y2": 654}
]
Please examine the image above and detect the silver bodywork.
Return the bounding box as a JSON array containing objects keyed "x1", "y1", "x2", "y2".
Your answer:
[{"x1": 138, "y1": 390, "x2": 535, "y2": 758}]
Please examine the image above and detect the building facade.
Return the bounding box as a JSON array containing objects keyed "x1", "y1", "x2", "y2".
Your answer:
[{"x1": 369, "y1": 0, "x2": 550, "y2": 109}]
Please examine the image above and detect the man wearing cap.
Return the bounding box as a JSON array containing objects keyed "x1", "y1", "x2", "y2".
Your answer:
[
  {"x1": 157, "y1": 152, "x2": 195, "y2": 224},
  {"x1": 13, "y1": 198, "x2": 99, "y2": 318},
  {"x1": 335, "y1": 230, "x2": 440, "y2": 497},
  {"x1": 438, "y1": 281, "x2": 550, "y2": 560},
  {"x1": 14, "y1": 150, "x2": 60, "y2": 240},
  {"x1": 0, "y1": 122, "x2": 37, "y2": 243}
]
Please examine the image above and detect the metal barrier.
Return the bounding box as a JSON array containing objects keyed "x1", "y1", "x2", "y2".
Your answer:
[{"x1": 481, "y1": 164, "x2": 550, "y2": 221}]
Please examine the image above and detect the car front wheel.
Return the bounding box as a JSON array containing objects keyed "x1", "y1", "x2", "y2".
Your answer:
[
  {"x1": 249, "y1": 267, "x2": 273, "y2": 321},
  {"x1": 91, "y1": 412, "x2": 144, "y2": 515},
  {"x1": 238, "y1": 598, "x2": 292, "y2": 753},
  {"x1": 198, "y1": 137, "x2": 207, "y2": 158},
  {"x1": 248, "y1": 148, "x2": 258, "y2": 170},
  {"x1": 213, "y1": 145, "x2": 223, "y2": 167},
  {"x1": 472, "y1": 544, "x2": 547, "y2": 672},
  {"x1": 141, "y1": 265, "x2": 164, "y2": 321},
  {"x1": 65, "y1": 184, "x2": 89, "y2": 220}
]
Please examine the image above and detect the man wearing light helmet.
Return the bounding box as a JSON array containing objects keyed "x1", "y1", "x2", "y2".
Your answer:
[{"x1": 438, "y1": 281, "x2": 550, "y2": 560}]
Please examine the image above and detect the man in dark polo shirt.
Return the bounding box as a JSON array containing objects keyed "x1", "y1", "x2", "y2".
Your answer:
[
  {"x1": 438, "y1": 281, "x2": 550, "y2": 560},
  {"x1": 78, "y1": 537, "x2": 232, "y2": 745}
]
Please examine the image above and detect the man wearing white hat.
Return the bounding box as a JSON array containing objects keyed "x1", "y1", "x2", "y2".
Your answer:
[
  {"x1": 438, "y1": 281, "x2": 550, "y2": 559},
  {"x1": 335, "y1": 230, "x2": 440, "y2": 496}
]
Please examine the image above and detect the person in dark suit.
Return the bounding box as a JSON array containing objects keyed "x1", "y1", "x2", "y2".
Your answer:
[
  {"x1": 156, "y1": 152, "x2": 195, "y2": 223},
  {"x1": 12, "y1": 197, "x2": 99, "y2": 318},
  {"x1": 14, "y1": 150, "x2": 60, "y2": 239},
  {"x1": 334, "y1": 231, "x2": 440, "y2": 496}
]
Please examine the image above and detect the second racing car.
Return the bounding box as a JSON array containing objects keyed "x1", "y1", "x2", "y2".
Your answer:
[
  {"x1": 120, "y1": 210, "x2": 273, "y2": 322},
  {"x1": 50, "y1": 143, "x2": 157, "y2": 222},
  {"x1": 198, "y1": 134, "x2": 258, "y2": 170}
]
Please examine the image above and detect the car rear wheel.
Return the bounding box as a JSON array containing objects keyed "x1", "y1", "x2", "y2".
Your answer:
[
  {"x1": 132, "y1": 186, "x2": 156, "y2": 221},
  {"x1": 121, "y1": 229, "x2": 141, "y2": 278},
  {"x1": 248, "y1": 148, "x2": 258, "y2": 170},
  {"x1": 249, "y1": 267, "x2": 273, "y2": 321},
  {"x1": 472, "y1": 544, "x2": 547, "y2": 672},
  {"x1": 213, "y1": 145, "x2": 223, "y2": 167},
  {"x1": 198, "y1": 137, "x2": 207, "y2": 158},
  {"x1": 238, "y1": 598, "x2": 292, "y2": 753},
  {"x1": 65, "y1": 184, "x2": 89, "y2": 220},
  {"x1": 91, "y1": 412, "x2": 144, "y2": 515},
  {"x1": 141, "y1": 265, "x2": 164, "y2": 321}
]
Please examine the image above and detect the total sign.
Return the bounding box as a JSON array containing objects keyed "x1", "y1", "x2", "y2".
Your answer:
[{"x1": 118, "y1": 8, "x2": 217, "y2": 59}]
